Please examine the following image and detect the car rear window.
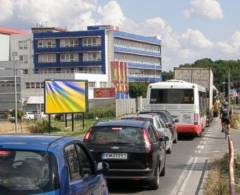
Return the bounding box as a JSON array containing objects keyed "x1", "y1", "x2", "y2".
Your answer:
[
  {"x1": 0, "y1": 150, "x2": 58, "y2": 194},
  {"x1": 89, "y1": 126, "x2": 143, "y2": 145}
]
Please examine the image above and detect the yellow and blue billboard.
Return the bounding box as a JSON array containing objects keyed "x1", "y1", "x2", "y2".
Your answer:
[{"x1": 44, "y1": 80, "x2": 88, "y2": 114}]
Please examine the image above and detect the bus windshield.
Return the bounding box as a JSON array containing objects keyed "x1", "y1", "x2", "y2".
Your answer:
[{"x1": 150, "y1": 89, "x2": 194, "y2": 104}]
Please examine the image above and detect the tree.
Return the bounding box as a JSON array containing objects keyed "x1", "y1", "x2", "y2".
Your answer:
[
  {"x1": 162, "y1": 71, "x2": 173, "y2": 81},
  {"x1": 129, "y1": 82, "x2": 148, "y2": 98}
]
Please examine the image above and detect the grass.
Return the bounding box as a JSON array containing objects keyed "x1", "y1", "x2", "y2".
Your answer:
[
  {"x1": 204, "y1": 154, "x2": 240, "y2": 195},
  {"x1": 27, "y1": 117, "x2": 114, "y2": 136}
]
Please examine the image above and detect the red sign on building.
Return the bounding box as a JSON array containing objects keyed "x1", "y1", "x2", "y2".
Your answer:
[{"x1": 94, "y1": 88, "x2": 116, "y2": 98}]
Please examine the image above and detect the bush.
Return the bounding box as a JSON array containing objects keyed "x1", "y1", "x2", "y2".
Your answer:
[
  {"x1": 230, "y1": 112, "x2": 240, "y2": 129},
  {"x1": 28, "y1": 120, "x2": 60, "y2": 134},
  {"x1": 84, "y1": 107, "x2": 115, "y2": 119}
]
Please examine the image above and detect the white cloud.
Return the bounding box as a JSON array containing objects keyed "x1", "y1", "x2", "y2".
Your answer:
[
  {"x1": 181, "y1": 29, "x2": 213, "y2": 49},
  {"x1": 14, "y1": 0, "x2": 97, "y2": 29},
  {"x1": 97, "y1": 1, "x2": 125, "y2": 26},
  {"x1": 0, "y1": 0, "x2": 13, "y2": 22},
  {"x1": 184, "y1": 0, "x2": 223, "y2": 19}
]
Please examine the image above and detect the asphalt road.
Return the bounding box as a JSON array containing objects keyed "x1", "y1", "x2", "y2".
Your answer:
[{"x1": 108, "y1": 118, "x2": 228, "y2": 195}]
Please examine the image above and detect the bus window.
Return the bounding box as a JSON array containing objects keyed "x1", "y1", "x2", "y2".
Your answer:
[{"x1": 150, "y1": 89, "x2": 194, "y2": 104}]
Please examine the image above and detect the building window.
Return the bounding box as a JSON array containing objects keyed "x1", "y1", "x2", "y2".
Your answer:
[
  {"x1": 88, "y1": 82, "x2": 96, "y2": 88},
  {"x1": 82, "y1": 37, "x2": 101, "y2": 47},
  {"x1": 100, "y1": 82, "x2": 107, "y2": 88},
  {"x1": 60, "y1": 53, "x2": 79, "y2": 62},
  {"x1": 18, "y1": 40, "x2": 28, "y2": 50},
  {"x1": 26, "y1": 83, "x2": 30, "y2": 89},
  {"x1": 37, "y1": 39, "x2": 56, "y2": 48},
  {"x1": 38, "y1": 54, "x2": 56, "y2": 63},
  {"x1": 41, "y1": 82, "x2": 44, "y2": 88},
  {"x1": 30, "y1": 82, "x2": 35, "y2": 88},
  {"x1": 83, "y1": 52, "x2": 101, "y2": 62},
  {"x1": 19, "y1": 55, "x2": 28, "y2": 64},
  {"x1": 36, "y1": 82, "x2": 41, "y2": 88},
  {"x1": 60, "y1": 39, "x2": 78, "y2": 48}
]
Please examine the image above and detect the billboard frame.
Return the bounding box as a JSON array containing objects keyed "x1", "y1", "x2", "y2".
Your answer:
[{"x1": 44, "y1": 79, "x2": 89, "y2": 114}]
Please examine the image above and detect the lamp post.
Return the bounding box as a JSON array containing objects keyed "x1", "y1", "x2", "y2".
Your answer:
[{"x1": 12, "y1": 52, "x2": 18, "y2": 133}]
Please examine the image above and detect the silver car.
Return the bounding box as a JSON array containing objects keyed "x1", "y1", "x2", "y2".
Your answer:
[{"x1": 121, "y1": 114, "x2": 173, "y2": 154}]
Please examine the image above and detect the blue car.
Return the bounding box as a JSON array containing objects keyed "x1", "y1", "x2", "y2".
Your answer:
[{"x1": 0, "y1": 135, "x2": 109, "y2": 195}]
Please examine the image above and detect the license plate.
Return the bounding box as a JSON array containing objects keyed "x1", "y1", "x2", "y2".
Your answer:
[{"x1": 102, "y1": 153, "x2": 128, "y2": 160}]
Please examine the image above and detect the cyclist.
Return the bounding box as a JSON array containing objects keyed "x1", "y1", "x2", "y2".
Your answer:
[{"x1": 220, "y1": 101, "x2": 232, "y2": 135}]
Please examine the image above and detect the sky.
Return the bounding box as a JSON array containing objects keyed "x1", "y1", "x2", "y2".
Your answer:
[{"x1": 0, "y1": 0, "x2": 240, "y2": 71}]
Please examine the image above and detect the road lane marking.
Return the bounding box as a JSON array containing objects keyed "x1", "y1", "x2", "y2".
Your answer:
[
  {"x1": 170, "y1": 156, "x2": 195, "y2": 195},
  {"x1": 177, "y1": 157, "x2": 199, "y2": 195},
  {"x1": 197, "y1": 145, "x2": 204, "y2": 150}
]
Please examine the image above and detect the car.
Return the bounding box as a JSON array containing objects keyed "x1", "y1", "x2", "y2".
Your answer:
[
  {"x1": 139, "y1": 110, "x2": 178, "y2": 143},
  {"x1": 23, "y1": 112, "x2": 36, "y2": 120},
  {"x1": 122, "y1": 114, "x2": 173, "y2": 154},
  {"x1": 83, "y1": 119, "x2": 167, "y2": 190},
  {"x1": 0, "y1": 135, "x2": 109, "y2": 195}
]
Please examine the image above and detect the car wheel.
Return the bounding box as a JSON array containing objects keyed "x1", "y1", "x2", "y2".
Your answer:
[{"x1": 149, "y1": 165, "x2": 160, "y2": 190}]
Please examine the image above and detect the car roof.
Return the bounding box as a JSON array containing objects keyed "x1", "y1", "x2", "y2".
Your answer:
[
  {"x1": 0, "y1": 135, "x2": 68, "y2": 151},
  {"x1": 94, "y1": 119, "x2": 148, "y2": 128}
]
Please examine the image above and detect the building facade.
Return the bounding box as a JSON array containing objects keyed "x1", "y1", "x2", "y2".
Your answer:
[
  {"x1": 0, "y1": 25, "x2": 162, "y2": 112},
  {"x1": 32, "y1": 25, "x2": 162, "y2": 99}
]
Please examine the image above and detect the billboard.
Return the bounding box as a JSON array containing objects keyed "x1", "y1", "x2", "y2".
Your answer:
[
  {"x1": 111, "y1": 61, "x2": 128, "y2": 98},
  {"x1": 94, "y1": 88, "x2": 115, "y2": 98},
  {"x1": 44, "y1": 80, "x2": 88, "y2": 114}
]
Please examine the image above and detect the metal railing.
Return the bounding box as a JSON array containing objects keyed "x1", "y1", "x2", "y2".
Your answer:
[{"x1": 228, "y1": 135, "x2": 236, "y2": 195}]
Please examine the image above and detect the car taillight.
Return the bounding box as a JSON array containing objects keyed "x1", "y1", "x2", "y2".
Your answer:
[
  {"x1": 142, "y1": 128, "x2": 152, "y2": 153},
  {"x1": 83, "y1": 128, "x2": 92, "y2": 142},
  {"x1": 194, "y1": 113, "x2": 199, "y2": 125}
]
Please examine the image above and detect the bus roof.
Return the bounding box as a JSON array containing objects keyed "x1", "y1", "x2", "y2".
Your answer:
[{"x1": 149, "y1": 80, "x2": 206, "y2": 91}]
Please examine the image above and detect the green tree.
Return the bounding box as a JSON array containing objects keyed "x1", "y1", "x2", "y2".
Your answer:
[
  {"x1": 162, "y1": 71, "x2": 173, "y2": 81},
  {"x1": 179, "y1": 58, "x2": 240, "y2": 91},
  {"x1": 129, "y1": 82, "x2": 148, "y2": 98}
]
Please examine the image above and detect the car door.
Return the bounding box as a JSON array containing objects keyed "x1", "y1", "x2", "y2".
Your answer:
[
  {"x1": 147, "y1": 125, "x2": 162, "y2": 169},
  {"x1": 64, "y1": 143, "x2": 107, "y2": 195},
  {"x1": 64, "y1": 144, "x2": 90, "y2": 195},
  {"x1": 75, "y1": 143, "x2": 108, "y2": 195}
]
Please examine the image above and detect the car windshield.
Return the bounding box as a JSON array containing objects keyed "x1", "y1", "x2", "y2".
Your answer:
[
  {"x1": 89, "y1": 126, "x2": 143, "y2": 145},
  {"x1": 0, "y1": 150, "x2": 58, "y2": 194}
]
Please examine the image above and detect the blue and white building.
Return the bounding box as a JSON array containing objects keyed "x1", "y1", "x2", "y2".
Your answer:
[{"x1": 32, "y1": 25, "x2": 162, "y2": 98}]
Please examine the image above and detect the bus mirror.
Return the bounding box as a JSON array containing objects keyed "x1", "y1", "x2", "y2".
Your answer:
[{"x1": 174, "y1": 119, "x2": 179, "y2": 123}]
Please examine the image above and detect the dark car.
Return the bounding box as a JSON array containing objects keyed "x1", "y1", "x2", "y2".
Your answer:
[
  {"x1": 83, "y1": 120, "x2": 167, "y2": 190},
  {"x1": 140, "y1": 110, "x2": 178, "y2": 143},
  {"x1": 0, "y1": 135, "x2": 109, "y2": 195}
]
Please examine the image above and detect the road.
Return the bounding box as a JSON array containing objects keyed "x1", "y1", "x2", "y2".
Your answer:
[{"x1": 108, "y1": 118, "x2": 228, "y2": 195}]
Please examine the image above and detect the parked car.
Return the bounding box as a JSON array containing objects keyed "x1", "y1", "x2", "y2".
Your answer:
[
  {"x1": 140, "y1": 110, "x2": 178, "y2": 143},
  {"x1": 84, "y1": 119, "x2": 167, "y2": 190},
  {"x1": 23, "y1": 112, "x2": 35, "y2": 120},
  {"x1": 0, "y1": 135, "x2": 109, "y2": 195},
  {"x1": 122, "y1": 114, "x2": 173, "y2": 154}
]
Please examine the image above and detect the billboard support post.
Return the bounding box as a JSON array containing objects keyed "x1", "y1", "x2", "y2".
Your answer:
[
  {"x1": 72, "y1": 113, "x2": 74, "y2": 132},
  {"x1": 82, "y1": 113, "x2": 85, "y2": 129},
  {"x1": 65, "y1": 114, "x2": 68, "y2": 127},
  {"x1": 48, "y1": 114, "x2": 51, "y2": 134}
]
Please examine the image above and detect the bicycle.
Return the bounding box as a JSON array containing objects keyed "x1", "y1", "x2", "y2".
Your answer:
[{"x1": 222, "y1": 122, "x2": 229, "y2": 139}]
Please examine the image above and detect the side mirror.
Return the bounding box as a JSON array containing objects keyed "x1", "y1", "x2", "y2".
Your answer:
[
  {"x1": 174, "y1": 119, "x2": 179, "y2": 123},
  {"x1": 97, "y1": 162, "x2": 109, "y2": 174}
]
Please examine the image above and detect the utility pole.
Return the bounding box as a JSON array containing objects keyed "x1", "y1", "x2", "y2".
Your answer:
[
  {"x1": 14, "y1": 61, "x2": 18, "y2": 133},
  {"x1": 228, "y1": 69, "x2": 231, "y2": 106},
  {"x1": 12, "y1": 52, "x2": 18, "y2": 133}
]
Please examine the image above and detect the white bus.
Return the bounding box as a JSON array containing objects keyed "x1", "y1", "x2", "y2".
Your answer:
[{"x1": 146, "y1": 80, "x2": 208, "y2": 136}]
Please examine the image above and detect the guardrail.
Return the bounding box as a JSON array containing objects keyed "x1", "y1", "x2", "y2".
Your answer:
[{"x1": 228, "y1": 135, "x2": 236, "y2": 195}]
